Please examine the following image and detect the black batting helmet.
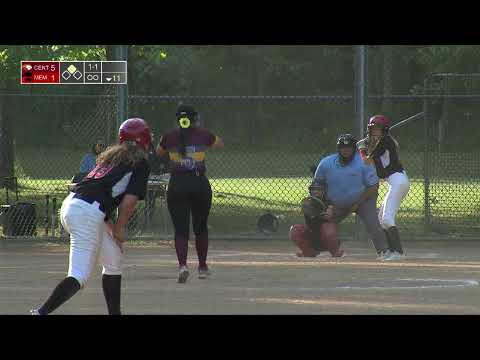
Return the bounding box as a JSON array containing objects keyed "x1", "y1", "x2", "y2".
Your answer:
[
  {"x1": 336, "y1": 134, "x2": 357, "y2": 149},
  {"x1": 336, "y1": 134, "x2": 357, "y2": 163},
  {"x1": 176, "y1": 104, "x2": 198, "y2": 120}
]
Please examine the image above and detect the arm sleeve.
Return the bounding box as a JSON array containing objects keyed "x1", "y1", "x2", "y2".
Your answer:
[
  {"x1": 125, "y1": 161, "x2": 151, "y2": 200},
  {"x1": 158, "y1": 135, "x2": 167, "y2": 150},
  {"x1": 313, "y1": 158, "x2": 327, "y2": 182}
]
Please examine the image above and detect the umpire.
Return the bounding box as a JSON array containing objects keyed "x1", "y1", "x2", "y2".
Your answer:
[
  {"x1": 156, "y1": 104, "x2": 224, "y2": 283},
  {"x1": 313, "y1": 134, "x2": 393, "y2": 260}
]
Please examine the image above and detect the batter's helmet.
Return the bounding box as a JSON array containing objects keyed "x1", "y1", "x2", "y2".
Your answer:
[
  {"x1": 176, "y1": 104, "x2": 198, "y2": 120},
  {"x1": 119, "y1": 118, "x2": 152, "y2": 150},
  {"x1": 368, "y1": 115, "x2": 391, "y2": 131}
]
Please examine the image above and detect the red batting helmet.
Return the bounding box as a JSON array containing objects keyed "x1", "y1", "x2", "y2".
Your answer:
[
  {"x1": 368, "y1": 115, "x2": 391, "y2": 131},
  {"x1": 119, "y1": 118, "x2": 152, "y2": 150}
]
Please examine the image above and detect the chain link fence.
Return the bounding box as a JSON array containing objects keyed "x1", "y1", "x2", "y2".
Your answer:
[
  {"x1": 129, "y1": 95, "x2": 356, "y2": 238},
  {"x1": 0, "y1": 86, "x2": 117, "y2": 238},
  {"x1": 0, "y1": 45, "x2": 479, "y2": 240},
  {"x1": 423, "y1": 73, "x2": 480, "y2": 235}
]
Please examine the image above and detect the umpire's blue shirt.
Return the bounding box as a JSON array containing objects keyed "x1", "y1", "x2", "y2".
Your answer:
[
  {"x1": 314, "y1": 152, "x2": 379, "y2": 208},
  {"x1": 79, "y1": 153, "x2": 97, "y2": 173}
]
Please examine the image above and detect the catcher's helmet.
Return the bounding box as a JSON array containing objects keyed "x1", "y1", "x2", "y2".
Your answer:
[
  {"x1": 336, "y1": 134, "x2": 357, "y2": 163},
  {"x1": 257, "y1": 213, "x2": 279, "y2": 234},
  {"x1": 368, "y1": 115, "x2": 391, "y2": 131},
  {"x1": 336, "y1": 134, "x2": 357, "y2": 149},
  {"x1": 119, "y1": 118, "x2": 152, "y2": 150}
]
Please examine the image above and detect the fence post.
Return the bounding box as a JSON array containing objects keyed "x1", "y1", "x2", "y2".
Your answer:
[
  {"x1": 0, "y1": 88, "x2": 15, "y2": 187},
  {"x1": 115, "y1": 45, "x2": 129, "y2": 129},
  {"x1": 354, "y1": 45, "x2": 368, "y2": 241},
  {"x1": 423, "y1": 76, "x2": 431, "y2": 230}
]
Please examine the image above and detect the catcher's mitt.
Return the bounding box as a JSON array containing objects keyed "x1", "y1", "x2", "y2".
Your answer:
[{"x1": 301, "y1": 196, "x2": 328, "y2": 219}]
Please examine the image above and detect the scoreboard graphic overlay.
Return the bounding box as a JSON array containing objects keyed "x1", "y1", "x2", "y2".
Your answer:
[{"x1": 21, "y1": 61, "x2": 127, "y2": 85}]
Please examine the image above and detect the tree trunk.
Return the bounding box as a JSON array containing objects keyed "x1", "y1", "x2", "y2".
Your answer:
[
  {"x1": 0, "y1": 92, "x2": 15, "y2": 189},
  {"x1": 105, "y1": 45, "x2": 117, "y2": 144}
]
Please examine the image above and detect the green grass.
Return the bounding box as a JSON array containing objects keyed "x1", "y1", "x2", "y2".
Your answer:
[
  {"x1": 209, "y1": 177, "x2": 480, "y2": 234},
  {"x1": 15, "y1": 147, "x2": 431, "y2": 179},
  {"x1": 4, "y1": 147, "x2": 479, "y2": 237},
  {"x1": 3, "y1": 176, "x2": 479, "y2": 237}
]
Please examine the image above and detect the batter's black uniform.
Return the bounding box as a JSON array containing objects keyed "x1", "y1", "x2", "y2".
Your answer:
[
  {"x1": 73, "y1": 159, "x2": 150, "y2": 221},
  {"x1": 369, "y1": 135, "x2": 404, "y2": 179}
]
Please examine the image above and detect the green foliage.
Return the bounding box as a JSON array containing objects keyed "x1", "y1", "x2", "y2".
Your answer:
[
  {"x1": 127, "y1": 45, "x2": 354, "y2": 95},
  {"x1": 417, "y1": 46, "x2": 480, "y2": 74},
  {"x1": 3, "y1": 45, "x2": 480, "y2": 95}
]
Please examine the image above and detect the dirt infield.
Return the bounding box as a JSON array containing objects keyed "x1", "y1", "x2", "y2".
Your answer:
[{"x1": 1, "y1": 239, "x2": 480, "y2": 315}]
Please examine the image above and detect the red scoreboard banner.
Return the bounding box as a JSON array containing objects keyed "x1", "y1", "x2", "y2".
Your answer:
[
  {"x1": 21, "y1": 61, "x2": 60, "y2": 84},
  {"x1": 21, "y1": 61, "x2": 127, "y2": 84}
]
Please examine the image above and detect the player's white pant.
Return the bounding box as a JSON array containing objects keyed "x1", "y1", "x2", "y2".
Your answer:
[
  {"x1": 378, "y1": 171, "x2": 410, "y2": 229},
  {"x1": 60, "y1": 193, "x2": 123, "y2": 288}
]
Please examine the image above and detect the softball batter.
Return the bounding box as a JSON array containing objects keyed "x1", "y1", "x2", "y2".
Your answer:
[
  {"x1": 357, "y1": 115, "x2": 410, "y2": 260},
  {"x1": 31, "y1": 118, "x2": 151, "y2": 315}
]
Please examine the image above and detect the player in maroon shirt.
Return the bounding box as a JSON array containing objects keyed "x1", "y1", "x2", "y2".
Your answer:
[{"x1": 157, "y1": 105, "x2": 224, "y2": 283}]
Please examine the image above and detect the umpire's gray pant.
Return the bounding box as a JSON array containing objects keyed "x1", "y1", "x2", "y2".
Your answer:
[{"x1": 334, "y1": 197, "x2": 388, "y2": 254}]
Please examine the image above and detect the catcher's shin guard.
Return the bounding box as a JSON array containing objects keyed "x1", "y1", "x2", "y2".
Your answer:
[
  {"x1": 289, "y1": 224, "x2": 317, "y2": 257},
  {"x1": 385, "y1": 226, "x2": 403, "y2": 254},
  {"x1": 319, "y1": 222, "x2": 343, "y2": 257}
]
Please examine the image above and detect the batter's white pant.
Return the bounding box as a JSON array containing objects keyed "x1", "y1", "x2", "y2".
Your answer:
[
  {"x1": 378, "y1": 171, "x2": 410, "y2": 229},
  {"x1": 60, "y1": 193, "x2": 123, "y2": 288}
]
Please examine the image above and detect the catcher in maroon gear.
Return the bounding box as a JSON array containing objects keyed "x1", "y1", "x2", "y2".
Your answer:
[{"x1": 290, "y1": 179, "x2": 343, "y2": 258}]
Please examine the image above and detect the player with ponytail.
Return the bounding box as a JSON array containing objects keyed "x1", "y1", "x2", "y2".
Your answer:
[
  {"x1": 357, "y1": 115, "x2": 410, "y2": 260},
  {"x1": 157, "y1": 104, "x2": 224, "y2": 283}
]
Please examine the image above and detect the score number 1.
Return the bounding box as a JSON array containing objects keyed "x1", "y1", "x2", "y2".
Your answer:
[{"x1": 87, "y1": 63, "x2": 99, "y2": 71}]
